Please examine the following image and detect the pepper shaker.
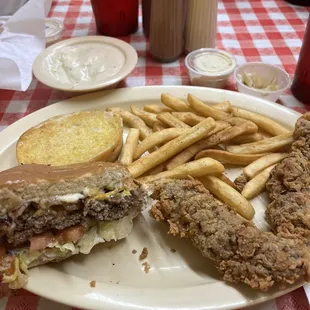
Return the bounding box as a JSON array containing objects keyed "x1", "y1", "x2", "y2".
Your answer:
[
  {"x1": 185, "y1": 0, "x2": 218, "y2": 53},
  {"x1": 149, "y1": 0, "x2": 186, "y2": 62}
]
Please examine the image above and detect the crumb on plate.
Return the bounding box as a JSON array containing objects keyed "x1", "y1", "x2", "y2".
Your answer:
[
  {"x1": 132, "y1": 249, "x2": 137, "y2": 254},
  {"x1": 142, "y1": 262, "x2": 150, "y2": 273},
  {"x1": 139, "y1": 247, "x2": 148, "y2": 260},
  {"x1": 170, "y1": 248, "x2": 176, "y2": 253},
  {"x1": 90, "y1": 281, "x2": 96, "y2": 288}
]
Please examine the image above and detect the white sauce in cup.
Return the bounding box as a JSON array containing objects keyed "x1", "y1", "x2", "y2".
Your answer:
[{"x1": 185, "y1": 48, "x2": 237, "y2": 88}]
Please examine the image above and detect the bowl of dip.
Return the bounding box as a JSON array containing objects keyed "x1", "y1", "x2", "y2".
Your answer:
[
  {"x1": 234, "y1": 62, "x2": 291, "y2": 102},
  {"x1": 33, "y1": 36, "x2": 138, "y2": 92},
  {"x1": 185, "y1": 48, "x2": 237, "y2": 89}
]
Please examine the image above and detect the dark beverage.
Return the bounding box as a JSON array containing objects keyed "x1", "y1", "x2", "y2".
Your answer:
[
  {"x1": 142, "y1": 0, "x2": 151, "y2": 37},
  {"x1": 90, "y1": 0, "x2": 138, "y2": 37},
  {"x1": 291, "y1": 15, "x2": 310, "y2": 103},
  {"x1": 285, "y1": 0, "x2": 310, "y2": 6}
]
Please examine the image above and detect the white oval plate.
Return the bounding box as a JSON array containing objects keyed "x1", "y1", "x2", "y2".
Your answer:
[
  {"x1": 0, "y1": 86, "x2": 303, "y2": 310},
  {"x1": 33, "y1": 36, "x2": 138, "y2": 92}
]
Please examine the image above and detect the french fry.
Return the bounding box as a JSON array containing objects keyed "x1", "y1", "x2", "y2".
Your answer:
[
  {"x1": 226, "y1": 133, "x2": 293, "y2": 154},
  {"x1": 225, "y1": 117, "x2": 257, "y2": 132},
  {"x1": 157, "y1": 112, "x2": 190, "y2": 128},
  {"x1": 134, "y1": 128, "x2": 187, "y2": 159},
  {"x1": 232, "y1": 107, "x2": 291, "y2": 136},
  {"x1": 161, "y1": 93, "x2": 195, "y2": 112},
  {"x1": 243, "y1": 153, "x2": 288, "y2": 179},
  {"x1": 142, "y1": 161, "x2": 167, "y2": 176},
  {"x1": 130, "y1": 105, "x2": 158, "y2": 127},
  {"x1": 119, "y1": 129, "x2": 140, "y2": 165},
  {"x1": 107, "y1": 107, "x2": 152, "y2": 139},
  {"x1": 213, "y1": 101, "x2": 232, "y2": 112},
  {"x1": 128, "y1": 118, "x2": 216, "y2": 178},
  {"x1": 188, "y1": 94, "x2": 231, "y2": 120},
  {"x1": 198, "y1": 176, "x2": 255, "y2": 220},
  {"x1": 242, "y1": 164, "x2": 277, "y2": 199},
  {"x1": 195, "y1": 149, "x2": 266, "y2": 165},
  {"x1": 166, "y1": 121, "x2": 256, "y2": 170},
  {"x1": 258, "y1": 129, "x2": 272, "y2": 139},
  {"x1": 172, "y1": 112, "x2": 205, "y2": 126},
  {"x1": 144, "y1": 104, "x2": 172, "y2": 114},
  {"x1": 153, "y1": 121, "x2": 167, "y2": 132},
  {"x1": 230, "y1": 132, "x2": 263, "y2": 144},
  {"x1": 216, "y1": 174, "x2": 239, "y2": 190},
  {"x1": 138, "y1": 158, "x2": 224, "y2": 183}
]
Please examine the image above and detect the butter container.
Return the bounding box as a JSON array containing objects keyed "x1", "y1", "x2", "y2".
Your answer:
[
  {"x1": 45, "y1": 18, "x2": 64, "y2": 46},
  {"x1": 185, "y1": 48, "x2": 237, "y2": 88},
  {"x1": 234, "y1": 62, "x2": 291, "y2": 102}
]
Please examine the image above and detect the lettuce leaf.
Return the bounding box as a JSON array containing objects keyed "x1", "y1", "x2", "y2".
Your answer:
[
  {"x1": 2, "y1": 257, "x2": 28, "y2": 289},
  {"x1": 78, "y1": 226, "x2": 104, "y2": 254},
  {"x1": 99, "y1": 214, "x2": 134, "y2": 241}
]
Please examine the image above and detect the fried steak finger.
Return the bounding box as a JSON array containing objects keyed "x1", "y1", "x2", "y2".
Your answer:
[
  {"x1": 266, "y1": 113, "x2": 310, "y2": 240},
  {"x1": 150, "y1": 179, "x2": 310, "y2": 291}
]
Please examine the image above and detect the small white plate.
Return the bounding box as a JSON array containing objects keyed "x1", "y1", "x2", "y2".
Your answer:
[
  {"x1": 33, "y1": 36, "x2": 138, "y2": 92},
  {"x1": 0, "y1": 86, "x2": 304, "y2": 310}
]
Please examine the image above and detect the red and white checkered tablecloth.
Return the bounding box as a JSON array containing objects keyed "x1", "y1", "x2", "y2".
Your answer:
[{"x1": 0, "y1": 0, "x2": 310, "y2": 309}]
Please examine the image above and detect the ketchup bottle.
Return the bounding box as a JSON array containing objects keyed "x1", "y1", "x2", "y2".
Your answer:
[
  {"x1": 90, "y1": 0, "x2": 138, "y2": 37},
  {"x1": 291, "y1": 15, "x2": 310, "y2": 103}
]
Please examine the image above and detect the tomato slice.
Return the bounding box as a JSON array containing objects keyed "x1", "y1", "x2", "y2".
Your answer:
[
  {"x1": 29, "y1": 232, "x2": 54, "y2": 252},
  {"x1": 59, "y1": 225, "x2": 85, "y2": 244}
]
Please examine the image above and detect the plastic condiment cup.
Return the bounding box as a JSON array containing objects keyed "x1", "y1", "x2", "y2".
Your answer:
[
  {"x1": 234, "y1": 62, "x2": 291, "y2": 102},
  {"x1": 185, "y1": 48, "x2": 237, "y2": 89},
  {"x1": 45, "y1": 18, "x2": 64, "y2": 46}
]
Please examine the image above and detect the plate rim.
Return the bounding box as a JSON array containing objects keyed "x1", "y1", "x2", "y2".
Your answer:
[{"x1": 0, "y1": 85, "x2": 304, "y2": 310}]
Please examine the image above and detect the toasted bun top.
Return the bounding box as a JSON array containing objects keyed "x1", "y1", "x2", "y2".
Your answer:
[
  {"x1": 16, "y1": 111, "x2": 123, "y2": 166},
  {"x1": 0, "y1": 162, "x2": 127, "y2": 187}
]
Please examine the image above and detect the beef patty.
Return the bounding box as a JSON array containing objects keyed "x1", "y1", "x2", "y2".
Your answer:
[{"x1": 5, "y1": 188, "x2": 144, "y2": 246}]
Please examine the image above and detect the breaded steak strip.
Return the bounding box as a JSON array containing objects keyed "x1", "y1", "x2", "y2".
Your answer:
[
  {"x1": 266, "y1": 113, "x2": 310, "y2": 240},
  {"x1": 150, "y1": 179, "x2": 310, "y2": 291}
]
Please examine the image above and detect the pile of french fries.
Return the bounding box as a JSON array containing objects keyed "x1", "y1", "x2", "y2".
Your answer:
[{"x1": 107, "y1": 93, "x2": 292, "y2": 221}]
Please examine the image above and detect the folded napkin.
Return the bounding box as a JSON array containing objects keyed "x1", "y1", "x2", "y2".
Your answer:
[
  {"x1": 0, "y1": 0, "x2": 29, "y2": 16},
  {"x1": 0, "y1": 0, "x2": 52, "y2": 91}
]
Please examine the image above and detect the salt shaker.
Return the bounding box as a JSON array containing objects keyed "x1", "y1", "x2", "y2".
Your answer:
[
  {"x1": 185, "y1": 0, "x2": 218, "y2": 53},
  {"x1": 149, "y1": 0, "x2": 186, "y2": 62}
]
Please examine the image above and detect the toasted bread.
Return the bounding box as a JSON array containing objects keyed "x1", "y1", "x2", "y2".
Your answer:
[{"x1": 16, "y1": 111, "x2": 123, "y2": 166}]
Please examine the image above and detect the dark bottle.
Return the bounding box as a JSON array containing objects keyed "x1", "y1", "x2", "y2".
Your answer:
[
  {"x1": 142, "y1": 0, "x2": 151, "y2": 37},
  {"x1": 90, "y1": 0, "x2": 138, "y2": 37},
  {"x1": 291, "y1": 15, "x2": 310, "y2": 103},
  {"x1": 285, "y1": 0, "x2": 310, "y2": 6}
]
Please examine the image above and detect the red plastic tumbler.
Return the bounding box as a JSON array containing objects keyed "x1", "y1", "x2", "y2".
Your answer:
[
  {"x1": 291, "y1": 15, "x2": 310, "y2": 103},
  {"x1": 90, "y1": 0, "x2": 138, "y2": 37}
]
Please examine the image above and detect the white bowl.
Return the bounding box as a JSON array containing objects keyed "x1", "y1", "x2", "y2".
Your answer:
[
  {"x1": 234, "y1": 62, "x2": 291, "y2": 102},
  {"x1": 33, "y1": 36, "x2": 138, "y2": 92}
]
